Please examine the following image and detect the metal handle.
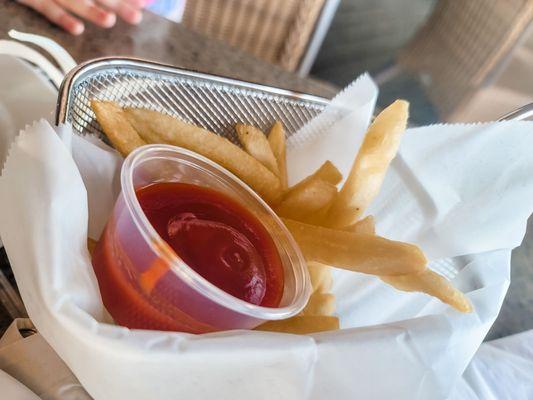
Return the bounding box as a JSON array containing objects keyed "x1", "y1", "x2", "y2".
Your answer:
[{"x1": 498, "y1": 103, "x2": 533, "y2": 121}]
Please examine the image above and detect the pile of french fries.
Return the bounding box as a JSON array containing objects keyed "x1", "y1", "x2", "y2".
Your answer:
[{"x1": 90, "y1": 99, "x2": 472, "y2": 335}]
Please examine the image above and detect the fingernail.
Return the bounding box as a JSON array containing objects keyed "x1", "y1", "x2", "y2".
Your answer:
[
  {"x1": 102, "y1": 12, "x2": 117, "y2": 28},
  {"x1": 130, "y1": 10, "x2": 143, "y2": 25},
  {"x1": 71, "y1": 22, "x2": 85, "y2": 35}
]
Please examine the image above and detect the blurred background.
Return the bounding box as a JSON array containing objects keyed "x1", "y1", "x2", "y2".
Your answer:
[{"x1": 181, "y1": 0, "x2": 533, "y2": 125}]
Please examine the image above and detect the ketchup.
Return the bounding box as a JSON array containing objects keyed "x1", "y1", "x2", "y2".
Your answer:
[
  {"x1": 136, "y1": 182, "x2": 284, "y2": 307},
  {"x1": 91, "y1": 182, "x2": 284, "y2": 332}
]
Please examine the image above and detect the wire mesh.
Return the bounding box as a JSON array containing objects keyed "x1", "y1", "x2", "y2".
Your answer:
[{"x1": 62, "y1": 61, "x2": 330, "y2": 146}]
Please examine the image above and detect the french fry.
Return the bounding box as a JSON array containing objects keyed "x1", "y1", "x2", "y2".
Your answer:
[
  {"x1": 87, "y1": 238, "x2": 97, "y2": 256},
  {"x1": 380, "y1": 269, "x2": 472, "y2": 313},
  {"x1": 283, "y1": 218, "x2": 426, "y2": 276},
  {"x1": 123, "y1": 107, "x2": 283, "y2": 205},
  {"x1": 275, "y1": 178, "x2": 337, "y2": 223},
  {"x1": 267, "y1": 121, "x2": 288, "y2": 189},
  {"x1": 286, "y1": 161, "x2": 341, "y2": 194},
  {"x1": 301, "y1": 292, "x2": 336, "y2": 316},
  {"x1": 308, "y1": 262, "x2": 333, "y2": 294},
  {"x1": 235, "y1": 123, "x2": 279, "y2": 176},
  {"x1": 256, "y1": 316, "x2": 339, "y2": 334},
  {"x1": 274, "y1": 160, "x2": 341, "y2": 224},
  {"x1": 314, "y1": 160, "x2": 343, "y2": 185},
  {"x1": 91, "y1": 100, "x2": 147, "y2": 157},
  {"x1": 305, "y1": 206, "x2": 333, "y2": 226},
  {"x1": 344, "y1": 215, "x2": 375, "y2": 235},
  {"x1": 327, "y1": 100, "x2": 409, "y2": 227}
]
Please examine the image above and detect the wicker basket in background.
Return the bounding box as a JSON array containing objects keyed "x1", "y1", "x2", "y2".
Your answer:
[
  {"x1": 182, "y1": 0, "x2": 326, "y2": 71},
  {"x1": 398, "y1": 0, "x2": 533, "y2": 121}
]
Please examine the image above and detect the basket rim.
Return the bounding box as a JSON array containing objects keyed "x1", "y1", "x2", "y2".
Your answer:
[{"x1": 55, "y1": 56, "x2": 331, "y2": 126}]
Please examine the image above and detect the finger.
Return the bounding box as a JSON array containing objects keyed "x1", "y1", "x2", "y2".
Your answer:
[
  {"x1": 104, "y1": 0, "x2": 148, "y2": 7},
  {"x1": 122, "y1": 0, "x2": 149, "y2": 8},
  {"x1": 56, "y1": 0, "x2": 117, "y2": 28},
  {"x1": 17, "y1": 0, "x2": 85, "y2": 35},
  {"x1": 96, "y1": 0, "x2": 143, "y2": 24}
]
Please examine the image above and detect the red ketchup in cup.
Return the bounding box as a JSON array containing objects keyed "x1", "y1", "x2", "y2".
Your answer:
[
  {"x1": 91, "y1": 145, "x2": 309, "y2": 333},
  {"x1": 137, "y1": 182, "x2": 284, "y2": 307}
]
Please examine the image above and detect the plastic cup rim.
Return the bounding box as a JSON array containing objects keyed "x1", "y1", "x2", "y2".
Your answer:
[{"x1": 120, "y1": 144, "x2": 311, "y2": 321}]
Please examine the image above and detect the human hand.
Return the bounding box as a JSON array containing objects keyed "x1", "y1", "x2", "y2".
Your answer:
[{"x1": 16, "y1": 0, "x2": 147, "y2": 35}]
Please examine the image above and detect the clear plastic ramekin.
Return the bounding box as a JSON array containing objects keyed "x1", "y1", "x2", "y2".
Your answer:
[{"x1": 92, "y1": 144, "x2": 310, "y2": 333}]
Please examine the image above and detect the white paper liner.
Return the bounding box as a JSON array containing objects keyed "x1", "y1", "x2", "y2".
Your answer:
[
  {"x1": 1, "y1": 75, "x2": 533, "y2": 399},
  {"x1": 286, "y1": 73, "x2": 377, "y2": 184}
]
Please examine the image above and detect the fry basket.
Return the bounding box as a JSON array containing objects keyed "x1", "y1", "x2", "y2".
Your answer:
[{"x1": 56, "y1": 57, "x2": 331, "y2": 144}]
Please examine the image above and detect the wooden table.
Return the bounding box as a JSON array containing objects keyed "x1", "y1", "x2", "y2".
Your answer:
[
  {"x1": 1, "y1": 0, "x2": 337, "y2": 98},
  {"x1": 0, "y1": 0, "x2": 339, "y2": 334}
]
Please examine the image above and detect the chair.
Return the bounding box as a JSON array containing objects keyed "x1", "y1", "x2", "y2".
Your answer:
[
  {"x1": 181, "y1": 0, "x2": 337, "y2": 73},
  {"x1": 397, "y1": 0, "x2": 533, "y2": 120}
]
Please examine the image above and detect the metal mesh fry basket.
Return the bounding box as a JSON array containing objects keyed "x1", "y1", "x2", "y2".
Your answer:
[{"x1": 56, "y1": 57, "x2": 330, "y2": 144}]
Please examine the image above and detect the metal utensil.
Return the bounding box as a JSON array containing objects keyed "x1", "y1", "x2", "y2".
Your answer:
[{"x1": 498, "y1": 102, "x2": 533, "y2": 121}]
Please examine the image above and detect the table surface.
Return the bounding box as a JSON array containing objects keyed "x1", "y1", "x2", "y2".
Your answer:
[
  {"x1": 1, "y1": 0, "x2": 337, "y2": 99},
  {"x1": 0, "y1": 1, "x2": 339, "y2": 334}
]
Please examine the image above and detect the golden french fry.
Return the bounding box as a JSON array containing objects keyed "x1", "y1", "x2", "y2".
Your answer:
[
  {"x1": 301, "y1": 292, "x2": 336, "y2": 316},
  {"x1": 380, "y1": 269, "x2": 473, "y2": 313},
  {"x1": 344, "y1": 215, "x2": 376, "y2": 235},
  {"x1": 256, "y1": 316, "x2": 339, "y2": 334},
  {"x1": 274, "y1": 178, "x2": 337, "y2": 223},
  {"x1": 235, "y1": 123, "x2": 279, "y2": 176},
  {"x1": 288, "y1": 161, "x2": 341, "y2": 193},
  {"x1": 124, "y1": 107, "x2": 283, "y2": 205},
  {"x1": 306, "y1": 205, "x2": 334, "y2": 226},
  {"x1": 87, "y1": 238, "x2": 97, "y2": 256},
  {"x1": 267, "y1": 121, "x2": 288, "y2": 189},
  {"x1": 327, "y1": 100, "x2": 409, "y2": 227},
  {"x1": 308, "y1": 262, "x2": 333, "y2": 294},
  {"x1": 283, "y1": 218, "x2": 426, "y2": 276},
  {"x1": 91, "y1": 100, "x2": 147, "y2": 157},
  {"x1": 274, "y1": 160, "x2": 341, "y2": 224},
  {"x1": 314, "y1": 160, "x2": 343, "y2": 185}
]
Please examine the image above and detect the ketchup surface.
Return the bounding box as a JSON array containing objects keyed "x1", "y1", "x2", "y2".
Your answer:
[{"x1": 136, "y1": 182, "x2": 284, "y2": 307}]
